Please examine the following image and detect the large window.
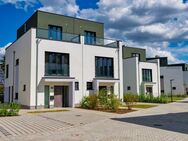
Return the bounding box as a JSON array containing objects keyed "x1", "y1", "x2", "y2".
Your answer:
[
  {"x1": 95, "y1": 57, "x2": 114, "y2": 77},
  {"x1": 84, "y1": 31, "x2": 96, "y2": 45},
  {"x1": 48, "y1": 25, "x2": 62, "y2": 40},
  {"x1": 142, "y1": 69, "x2": 152, "y2": 82},
  {"x1": 45, "y1": 52, "x2": 69, "y2": 76}
]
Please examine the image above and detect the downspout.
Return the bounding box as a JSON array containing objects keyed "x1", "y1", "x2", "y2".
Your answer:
[
  {"x1": 12, "y1": 51, "x2": 15, "y2": 102},
  {"x1": 35, "y1": 39, "x2": 39, "y2": 109},
  {"x1": 117, "y1": 41, "x2": 120, "y2": 99}
]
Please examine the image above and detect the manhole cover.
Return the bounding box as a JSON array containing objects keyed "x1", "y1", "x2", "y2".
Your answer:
[{"x1": 75, "y1": 115, "x2": 81, "y2": 117}]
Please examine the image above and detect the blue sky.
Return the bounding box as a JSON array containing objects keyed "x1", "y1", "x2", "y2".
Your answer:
[{"x1": 0, "y1": 0, "x2": 188, "y2": 63}]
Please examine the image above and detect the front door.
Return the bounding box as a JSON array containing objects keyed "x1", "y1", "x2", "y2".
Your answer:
[
  {"x1": 44, "y1": 86, "x2": 50, "y2": 108},
  {"x1": 54, "y1": 86, "x2": 69, "y2": 107},
  {"x1": 146, "y1": 86, "x2": 153, "y2": 96}
]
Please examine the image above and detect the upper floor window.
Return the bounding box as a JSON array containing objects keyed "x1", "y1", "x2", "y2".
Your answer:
[
  {"x1": 6, "y1": 64, "x2": 9, "y2": 78},
  {"x1": 45, "y1": 52, "x2": 69, "y2": 76},
  {"x1": 132, "y1": 53, "x2": 140, "y2": 61},
  {"x1": 48, "y1": 25, "x2": 62, "y2": 41},
  {"x1": 95, "y1": 57, "x2": 114, "y2": 78},
  {"x1": 142, "y1": 69, "x2": 152, "y2": 82},
  {"x1": 16, "y1": 59, "x2": 19, "y2": 66},
  {"x1": 84, "y1": 31, "x2": 96, "y2": 45}
]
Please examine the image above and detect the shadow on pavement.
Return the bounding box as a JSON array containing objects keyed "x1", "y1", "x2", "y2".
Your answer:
[{"x1": 111, "y1": 112, "x2": 188, "y2": 134}]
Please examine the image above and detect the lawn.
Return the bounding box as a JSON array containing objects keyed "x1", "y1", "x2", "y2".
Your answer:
[
  {"x1": 130, "y1": 104, "x2": 157, "y2": 109},
  {"x1": 166, "y1": 96, "x2": 187, "y2": 102}
]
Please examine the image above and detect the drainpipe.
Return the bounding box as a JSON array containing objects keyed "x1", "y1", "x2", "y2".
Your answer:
[
  {"x1": 117, "y1": 41, "x2": 120, "y2": 99},
  {"x1": 35, "y1": 39, "x2": 39, "y2": 109},
  {"x1": 12, "y1": 51, "x2": 15, "y2": 102}
]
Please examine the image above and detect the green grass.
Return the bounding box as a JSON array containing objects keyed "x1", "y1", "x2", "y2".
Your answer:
[
  {"x1": 28, "y1": 109, "x2": 69, "y2": 114},
  {"x1": 166, "y1": 96, "x2": 186, "y2": 102},
  {"x1": 129, "y1": 104, "x2": 157, "y2": 109}
]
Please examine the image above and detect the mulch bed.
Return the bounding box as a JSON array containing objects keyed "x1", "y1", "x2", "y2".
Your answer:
[{"x1": 77, "y1": 107, "x2": 136, "y2": 114}]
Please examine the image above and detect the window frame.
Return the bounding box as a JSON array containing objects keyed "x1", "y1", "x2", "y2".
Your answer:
[
  {"x1": 6, "y1": 64, "x2": 9, "y2": 78},
  {"x1": 142, "y1": 69, "x2": 152, "y2": 82},
  {"x1": 95, "y1": 56, "x2": 114, "y2": 78},
  {"x1": 87, "y1": 82, "x2": 93, "y2": 90}
]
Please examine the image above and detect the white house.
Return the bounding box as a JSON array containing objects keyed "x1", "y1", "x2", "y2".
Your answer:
[
  {"x1": 4, "y1": 11, "x2": 123, "y2": 109},
  {"x1": 123, "y1": 47, "x2": 161, "y2": 97},
  {"x1": 147, "y1": 57, "x2": 188, "y2": 95}
]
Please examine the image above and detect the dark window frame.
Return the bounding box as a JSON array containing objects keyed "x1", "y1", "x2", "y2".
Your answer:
[
  {"x1": 75, "y1": 82, "x2": 79, "y2": 90},
  {"x1": 45, "y1": 52, "x2": 69, "y2": 76},
  {"x1": 95, "y1": 56, "x2": 114, "y2": 78},
  {"x1": 87, "y1": 82, "x2": 93, "y2": 90},
  {"x1": 84, "y1": 30, "x2": 96, "y2": 45},
  {"x1": 142, "y1": 69, "x2": 152, "y2": 82},
  {"x1": 48, "y1": 25, "x2": 63, "y2": 41},
  {"x1": 16, "y1": 59, "x2": 19, "y2": 66}
]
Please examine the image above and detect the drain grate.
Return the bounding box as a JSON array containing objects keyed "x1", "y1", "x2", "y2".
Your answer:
[{"x1": 0, "y1": 126, "x2": 12, "y2": 136}]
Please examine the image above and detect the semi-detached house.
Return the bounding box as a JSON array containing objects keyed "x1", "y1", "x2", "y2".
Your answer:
[{"x1": 4, "y1": 10, "x2": 123, "y2": 109}]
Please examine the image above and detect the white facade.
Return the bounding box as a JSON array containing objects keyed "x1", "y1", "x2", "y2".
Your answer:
[
  {"x1": 123, "y1": 57, "x2": 161, "y2": 97},
  {"x1": 160, "y1": 66, "x2": 186, "y2": 95},
  {"x1": 4, "y1": 28, "x2": 123, "y2": 109}
]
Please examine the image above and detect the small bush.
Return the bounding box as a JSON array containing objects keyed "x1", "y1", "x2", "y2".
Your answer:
[
  {"x1": 124, "y1": 93, "x2": 138, "y2": 110},
  {"x1": 138, "y1": 93, "x2": 168, "y2": 103},
  {"x1": 80, "y1": 95, "x2": 98, "y2": 109},
  {"x1": 0, "y1": 103, "x2": 21, "y2": 117},
  {"x1": 80, "y1": 90, "x2": 121, "y2": 111}
]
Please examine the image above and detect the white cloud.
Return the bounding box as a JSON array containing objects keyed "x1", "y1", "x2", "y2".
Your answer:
[
  {"x1": 0, "y1": 0, "x2": 37, "y2": 10},
  {"x1": 39, "y1": 0, "x2": 79, "y2": 16},
  {"x1": 0, "y1": 43, "x2": 12, "y2": 60}
]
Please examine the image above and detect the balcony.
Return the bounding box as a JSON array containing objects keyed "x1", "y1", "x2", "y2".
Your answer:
[
  {"x1": 84, "y1": 37, "x2": 119, "y2": 48},
  {"x1": 36, "y1": 28, "x2": 80, "y2": 43},
  {"x1": 36, "y1": 28, "x2": 119, "y2": 48}
]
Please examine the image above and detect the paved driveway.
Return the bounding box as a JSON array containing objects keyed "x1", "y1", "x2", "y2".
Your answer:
[{"x1": 1, "y1": 99, "x2": 188, "y2": 141}]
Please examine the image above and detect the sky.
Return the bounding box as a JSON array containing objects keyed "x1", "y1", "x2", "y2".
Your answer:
[{"x1": 0, "y1": 0, "x2": 188, "y2": 64}]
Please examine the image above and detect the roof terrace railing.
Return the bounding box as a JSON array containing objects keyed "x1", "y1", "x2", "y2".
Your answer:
[
  {"x1": 36, "y1": 28, "x2": 119, "y2": 48},
  {"x1": 84, "y1": 37, "x2": 119, "y2": 48},
  {"x1": 36, "y1": 28, "x2": 80, "y2": 43}
]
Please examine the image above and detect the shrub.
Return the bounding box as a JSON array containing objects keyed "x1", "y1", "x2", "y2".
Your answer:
[
  {"x1": 124, "y1": 93, "x2": 138, "y2": 110},
  {"x1": 138, "y1": 93, "x2": 168, "y2": 103},
  {"x1": 80, "y1": 90, "x2": 121, "y2": 111},
  {"x1": 80, "y1": 95, "x2": 98, "y2": 109},
  {"x1": 0, "y1": 103, "x2": 21, "y2": 117}
]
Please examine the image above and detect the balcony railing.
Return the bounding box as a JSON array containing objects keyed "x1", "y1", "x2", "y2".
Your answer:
[
  {"x1": 36, "y1": 28, "x2": 80, "y2": 43},
  {"x1": 84, "y1": 37, "x2": 119, "y2": 48},
  {"x1": 36, "y1": 28, "x2": 119, "y2": 48}
]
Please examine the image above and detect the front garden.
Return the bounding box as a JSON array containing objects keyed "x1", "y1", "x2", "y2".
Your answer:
[{"x1": 79, "y1": 91, "x2": 187, "y2": 113}]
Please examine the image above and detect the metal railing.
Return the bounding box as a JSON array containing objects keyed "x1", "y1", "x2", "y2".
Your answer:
[
  {"x1": 36, "y1": 28, "x2": 80, "y2": 43},
  {"x1": 84, "y1": 37, "x2": 119, "y2": 48}
]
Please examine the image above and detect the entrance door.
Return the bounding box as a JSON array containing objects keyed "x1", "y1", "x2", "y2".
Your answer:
[
  {"x1": 54, "y1": 86, "x2": 69, "y2": 107},
  {"x1": 146, "y1": 86, "x2": 153, "y2": 96},
  {"x1": 44, "y1": 86, "x2": 50, "y2": 108}
]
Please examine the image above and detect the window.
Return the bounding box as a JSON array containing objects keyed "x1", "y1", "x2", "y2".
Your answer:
[
  {"x1": 16, "y1": 59, "x2": 19, "y2": 66},
  {"x1": 75, "y1": 82, "x2": 79, "y2": 90},
  {"x1": 6, "y1": 64, "x2": 9, "y2": 78},
  {"x1": 132, "y1": 53, "x2": 140, "y2": 61},
  {"x1": 160, "y1": 75, "x2": 164, "y2": 79},
  {"x1": 15, "y1": 93, "x2": 18, "y2": 100},
  {"x1": 95, "y1": 57, "x2": 114, "y2": 77},
  {"x1": 127, "y1": 86, "x2": 131, "y2": 90},
  {"x1": 84, "y1": 31, "x2": 96, "y2": 45},
  {"x1": 142, "y1": 69, "x2": 152, "y2": 82},
  {"x1": 45, "y1": 52, "x2": 69, "y2": 76},
  {"x1": 161, "y1": 90, "x2": 164, "y2": 93},
  {"x1": 173, "y1": 87, "x2": 176, "y2": 90},
  {"x1": 87, "y1": 82, "x2": 93, "y2": 90},
  {"x1": 48, "y1": 25, "x2": 62, "y2": 40},
  {"x1": 23, "y1": 85, "x2": 26, "y2": 91}
]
